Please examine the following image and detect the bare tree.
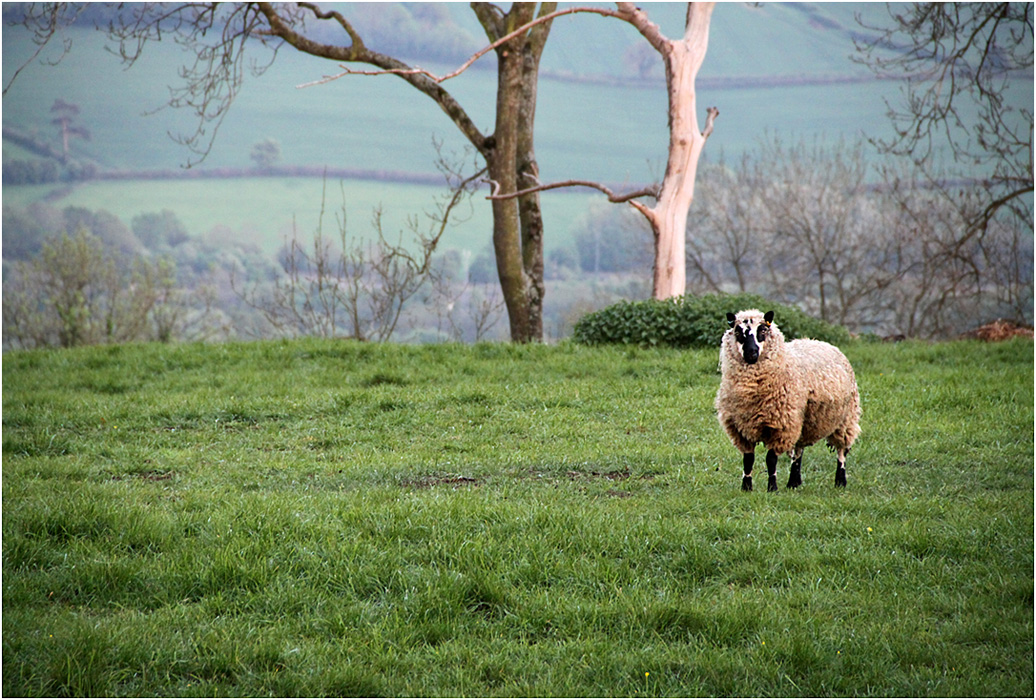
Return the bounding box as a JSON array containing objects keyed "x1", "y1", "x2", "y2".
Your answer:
[
  {"x1": 854, "y1": 3, "x2": 1034, "y2": 233},
  {"x1": 686, "y1": 155, "x2": 765, "y2": 294},
  {"x1": 617, "y1": 2, "x2": 717, "y2": 299},
  {"x1": 233, "y1": 165, "x2": 483, "y2": 342},
  {"x1": 686, "y1": 135, "x2": 1033, "y2": 338},
  {"x1": 873, "y1": 159, "x2": 1033, "y2": 338},
  {"x1": 234, "y1": 212, "x2": 427, "y2": 342}
]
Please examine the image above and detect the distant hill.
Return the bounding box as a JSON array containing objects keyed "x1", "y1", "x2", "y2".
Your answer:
[
  {"x1": 3, "y1": 2, "x2": 1030, "y2": 255},
  {"x1": 2, "y1": 2, "x2": 902, "y2": 179},
  {"x1": 0, "y1": 2, "x2": 896, "y2": 82}
]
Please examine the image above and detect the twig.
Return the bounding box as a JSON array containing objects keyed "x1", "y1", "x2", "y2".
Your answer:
[
  {"x1": 413, "y1": 165, "x2": 489, "y2": 274},
  {"x1": 702, "y1": 106, "x2": 720, "y2": 140}
]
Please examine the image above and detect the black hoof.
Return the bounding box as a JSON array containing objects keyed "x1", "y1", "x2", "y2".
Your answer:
[
  {"x1": 767, "y1": 477, "x2": 778, "y2": 492},
  {"x1": 787, "y1": 479, "x2": 801, "y2": 489},
  {"x1": 742, "y1": 476, "x2": 753, "y2": 491},
  {"x1": 835, "y1": 468, "x2": 847, "y2": 488}
]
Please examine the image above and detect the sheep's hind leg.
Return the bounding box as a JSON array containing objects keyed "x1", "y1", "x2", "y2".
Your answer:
[
  {"x1": 766, "y1": 449, "x2": 779, "y2": 492},
  {"x1": 741, "y1": 451, "x2": 754, "y2": 491},
  {"x1": 835, "y1": 448, "x2": 848, "y2": 488},
  {"x1": 787, "y1": 447, "x2": 804, "y2": 489}
]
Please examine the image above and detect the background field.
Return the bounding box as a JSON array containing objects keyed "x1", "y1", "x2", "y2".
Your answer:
[
  {"x1": 4, "y1": 2, "x2": 979, "y2": 258},
  {"x1": 3, "y1": 336, "x2": 1033, "y2": 696}
]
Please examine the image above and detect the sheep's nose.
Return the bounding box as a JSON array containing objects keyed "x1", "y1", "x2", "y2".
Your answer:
[{"x1": 742, "y1": 340, "x2": 759, "y2": 364}]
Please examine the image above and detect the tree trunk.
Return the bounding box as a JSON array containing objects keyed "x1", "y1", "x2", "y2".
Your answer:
[
  {"x1": 651, "y1": 39, "x2": 705, "y2": 297},
  {"x1": 487, "y1": 46, "x2": 531, "y2": 341},
  {"x1": 517, "y1": 30, "x2": 547, "y2": 341},
  {"x1": 476, "y1": 2, "x2": 554, "y2": 342},
  {"x1": 618, "y1": 2, "x2": 716, "y2": 300}
]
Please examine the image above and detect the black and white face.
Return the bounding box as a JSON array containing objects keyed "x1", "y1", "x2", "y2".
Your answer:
[{"x1": 726, "y1": 310, "x2": 775, "y2": 365}]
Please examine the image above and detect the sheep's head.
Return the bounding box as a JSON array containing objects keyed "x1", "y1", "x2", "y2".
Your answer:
[{"x1": 725, "y1": 309, "x2": 776, "y2": 365}]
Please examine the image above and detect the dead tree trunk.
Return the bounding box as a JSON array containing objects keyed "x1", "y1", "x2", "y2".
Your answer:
[{"x1": 618, "y1": 2, "x2": 717, "y2": 299}]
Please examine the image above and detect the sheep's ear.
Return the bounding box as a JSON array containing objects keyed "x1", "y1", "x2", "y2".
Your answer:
[
  {"x1": 763, "y1": 310, "x2": 774, "y2": 324},
  {"x1": 726, "y1": 312, "x2": 736, "y2": 327}
]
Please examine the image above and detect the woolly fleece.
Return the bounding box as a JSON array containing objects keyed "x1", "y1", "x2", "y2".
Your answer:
[{"x1": 715, "y1": 309, "x2": 861, "y2": 456}]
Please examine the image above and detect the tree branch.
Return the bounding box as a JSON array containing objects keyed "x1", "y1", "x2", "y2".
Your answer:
[
  {"x1": 295, "y1": 1, "x2": 364, "y2": 49},
  {"x1": 410, "y1": 165, "x2": 489, "y2": 275},
  {"x1": 296, "y1": 5, "x2": 626, "y2": 88},
  {"x1": 256, "y1": 1, "x2": 490, "y2": 155},
  {"x1": 485, "y1": 175, "x2": 660, "y2": 203},
  {"x1": 614, "y1": 2, "x2": 671, "y2": 55}
]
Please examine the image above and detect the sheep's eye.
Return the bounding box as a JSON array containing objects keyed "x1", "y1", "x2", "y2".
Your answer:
[
  {"x1": 734, "y1": 327, "x2": 745, "y2": 343},
  {"x1": 757, "y1": 325, "x2": 768, "y2": 342}
]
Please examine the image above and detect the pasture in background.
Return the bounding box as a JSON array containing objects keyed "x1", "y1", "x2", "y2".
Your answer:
[
  {"x1": 3, "y1": 4, "x2": 1031, "y2": 344},
  {"x1": 1, "y1": 4, "x2": 915, "y2": 256}
]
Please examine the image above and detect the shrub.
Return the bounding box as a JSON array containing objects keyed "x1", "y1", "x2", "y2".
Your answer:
[
  {"x1": 572, "y1": 293, "x2": 852, "y2": 348},
  {"x1": 2, "y1": 229, "x2": 179, "y2": 349}
]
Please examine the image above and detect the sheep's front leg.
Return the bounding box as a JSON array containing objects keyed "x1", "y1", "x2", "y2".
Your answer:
[
  {"x1": 766, "y1": 449, "x2": 779, "y2": 492},
  {"x1": 835, "y1": 449, "x2": 848, "y2": 488},
  {"x1": 787, "y1": 447, "x2": 804, "y2": 489},
  {"x1": 741, "y1": 451, "x2": 754, "y2": 491}
]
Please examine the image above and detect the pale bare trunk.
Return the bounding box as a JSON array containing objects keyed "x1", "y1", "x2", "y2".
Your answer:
[
  {"x1": 654, "y1": 3, "x2": 713, "y2": 299},
  {"x1": 652, "y1": 43, "x2": 707, "y2": 297},
  {"x1": 620, "y1": 2, "x2": 716, "y2": 300}
]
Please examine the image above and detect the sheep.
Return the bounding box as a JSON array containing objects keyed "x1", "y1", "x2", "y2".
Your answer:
[{"x1": 715, "y1": 309, "x2": 861, "y2": 492}]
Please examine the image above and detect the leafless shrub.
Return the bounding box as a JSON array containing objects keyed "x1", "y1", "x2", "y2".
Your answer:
[
  {"x1": 687, "y1": 153, "x2": 767, "y2": 293},
  {"x1": 874, "y1": 163, "x2": 1034, "y2": 338},
  {"x1": 233, "y1": 165, "x2": 484, "y2": 342},
  {"x1": 233, "y1": 207, "x2": 421, "y2": 341},
  {"x1": 427, "y1": 259, "x2": 505, "y2": 343},
  {"x1": 149, "y1": 270, "x2": 231, "y2": 344},
  {"x1": 686, "y1": 136, "x2": 1033, "y2": 338}
]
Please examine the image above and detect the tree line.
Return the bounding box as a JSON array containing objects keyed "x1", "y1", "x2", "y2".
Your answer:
[{"x1": 4, "y1": 131, "x2": 1031, "y2": 349}]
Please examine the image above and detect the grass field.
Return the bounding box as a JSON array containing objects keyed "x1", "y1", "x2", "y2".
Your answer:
[{"x1": 2, "y1": 336, "x2": 1033, "y2": 696}]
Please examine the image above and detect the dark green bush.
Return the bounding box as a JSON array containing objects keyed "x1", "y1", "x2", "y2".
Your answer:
[{"x1": 572, "y1": 293, "x2": 851, "y2": 348}]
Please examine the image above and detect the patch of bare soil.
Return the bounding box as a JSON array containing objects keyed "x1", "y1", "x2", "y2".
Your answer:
[
  {"x1": 565, "y1": 468, "x2": 635, "y2": 481},
  {"x1": 402, "y1": 468, "x2": 657, "y2": 495},
  {"x1": 401, "y1": 475, "x2": 482, "y2": 490},
  {"x1": 110, "y1": 469, "x2": 174, "y2": 482}
]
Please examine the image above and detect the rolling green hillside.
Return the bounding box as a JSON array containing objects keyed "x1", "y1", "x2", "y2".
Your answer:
[
  {"x1": 0, "y1": 2, "x2": 899, "y2": 251},
  {"x1": 3, "y1": 3, "x2": 1031, "y2": 258}
]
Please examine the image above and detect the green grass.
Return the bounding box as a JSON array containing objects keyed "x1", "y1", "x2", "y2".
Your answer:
[{"x1": 3, "y1": 338, "x2": 1033, "y2": 697}]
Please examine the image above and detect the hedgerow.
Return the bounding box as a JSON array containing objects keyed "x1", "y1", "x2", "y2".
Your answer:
[{"x1": 572, "y1": 293, "x2": 851, "y2": 348}]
